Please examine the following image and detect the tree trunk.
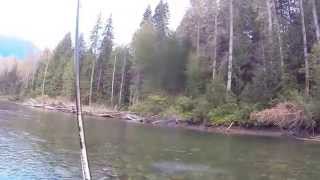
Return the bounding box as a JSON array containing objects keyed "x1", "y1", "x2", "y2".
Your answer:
[
  {"x1": 134, "y1": 71, "x2": 141, "y2": 105},
  {"x1": 212, "y1": 0, "x2": 219, "y2": 81},
  {"x1": 267, "y1": 0, "x2": 273, "y2": 38},
  {"x1": 197, "y1": 22, "x2": 201, "y2": 57},
  {"x1": 25, "y1": 71, "x2": 30, "y2": 89},
  {"x1": 312, "y1": 0, "x2": 320, "y2": 41},
  {"x1": 277, "y1": 28, "x2": 285, "y2": 73},
  {"x1": 226, "y1": 0, "x2": 234, "y2": 96},
  {"x1": 97, "y1": 67, "x2": 102, "y2": 92},
  {"x1": 118, "y1": 53, "x2": 127, "y2": 107},
  {"x1": 41, "y1": 56, "x2": 50, "y2": 97},
  {"x1": 111, "y1": 55, "x2": 117, "y2": 107},
  {"x1": 266, "y1": 0, "x2": 274, "y2": 68},
  {"x1": 196, "y1": 1, "x2": 201, "y2": 57},
  {"x1": 262, "y1": 40, "x2": 267, "y2": 74},
  {"x1": 31, "y1": 62, "x2": 36, "y2": 90},
  {"x1": 88, "y1": 56, "x2": 96, "y2": 106},
  {"x1": 272, "y1": 0, "x2": 285, "y2": 75},
  {"x1": 299, "y1": 0, "x2": 310, "y2": 96}
]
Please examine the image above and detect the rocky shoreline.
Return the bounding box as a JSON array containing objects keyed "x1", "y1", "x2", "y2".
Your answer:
[{"x1": 18, "y1": 98, "x2": 320, "y2": 141}]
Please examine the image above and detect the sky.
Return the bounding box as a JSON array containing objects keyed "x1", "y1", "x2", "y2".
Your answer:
[{"x1": 0, "y1": 0, "x2": 190, "y2": 50}]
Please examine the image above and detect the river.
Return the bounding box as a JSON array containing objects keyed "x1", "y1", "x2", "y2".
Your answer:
[{"x1": 0, "y1": 101, "x2": 319, "y2": 180}]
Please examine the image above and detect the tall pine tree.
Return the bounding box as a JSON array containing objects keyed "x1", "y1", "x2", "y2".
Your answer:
[{"x1": 153, "y1": 0, "x2": 170, "y2": 37}]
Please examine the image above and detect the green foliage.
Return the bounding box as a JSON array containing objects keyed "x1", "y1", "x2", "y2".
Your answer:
[
  {"x1": 96, "y1": 15, "x2": 114, "y2": 100},
  {"x1": 310, "y1": 43, "x2": 320, "y2": 98},
  {"x1": 186, "y1": 53, "x2": 206, "y2": 96},
  {"x1": 190, "y1": 96, "x2": 210, "y2": 122},
  {"x1": 170, "y1": 96, "x2": 194, "y2": 119},
  {"x1": 205, "y1": 79, "x2": 227, "y2": 107},
  {"x1": 89, "y1": 14, "x2": 102, "y2": 54},
  {"x1": 4, "y1": 0, "x2": 320, "y2": 134},
  {"x1": 152, "y1": 0, "x2": 170, "y2": 36},
  {"x1": 208, "y1": 103, "x2": 258, "y2": 126},
  {"x1": 175, "y1": 96, "x2": 194, "y2": 113},
  {"x1": 132, "y1": 21, "x2": 188, "y2": 94},
  {"x1": 46, "y1": 33, "x2": 73, "y2": 97},
  {"x1": 305, "y1": 100, "x2": 320, "y2": 123},
  {"x1": 129, "y1": 95, "x2": 169, "y2": 116},
  {"x1": 62, "y1": 59, "x2": 75, "y2": 99},
  {"x1": 0, "y1": 63, "x2": 21, "y2": 95},
  {"x1": 132, "y1": 22, "x2": 157, "y2": 93},
  {"x1": 208, "y1": 103, "x2": 239, "y2": 125}
]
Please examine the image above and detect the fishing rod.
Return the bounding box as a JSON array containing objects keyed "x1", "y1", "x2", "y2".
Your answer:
[{"x1": 74, "y1": 0, "x2": 92, "y2": 179}]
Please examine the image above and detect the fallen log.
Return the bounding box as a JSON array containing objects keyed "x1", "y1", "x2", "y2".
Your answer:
[
  {"x1": 125, "y1": 114, "x2": 144, "y2": 123},
  {"x1": 296, "y1": 136, "x2": 320, "y2": 142},
  {"x1": 97, "y1": 113, "x2": 116, "y2": 118},
  {"x1": 152, "y1": 119, "x2": 178, "y2": 126}
]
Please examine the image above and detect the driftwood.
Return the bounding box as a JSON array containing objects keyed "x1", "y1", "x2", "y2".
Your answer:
[
  {"x1": 296, "y1": 136, "x2": 320, "y2": 142},
  {"x1": 152, "y1": 119, "x2": 178, "y2": 126},
  {"x1": 125, "y1": 114, "x2": 144, "y2": 123},
  {"x1": 227, "y1": 122, "x2": 234, "y2": 131},
  {"x1": 23, "y1": 99, "x2": 146, "y2": 123},
  {"x1": 96, "y1": 112, "x2": 121, "y2": 118},
  {"x1": 250, "y1": 102, "x2": 315, "y2": 132}
]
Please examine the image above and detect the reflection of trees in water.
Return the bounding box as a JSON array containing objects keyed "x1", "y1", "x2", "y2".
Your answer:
[{"x1": 3, "y1": 103, "x2": 320, "y2": 180}]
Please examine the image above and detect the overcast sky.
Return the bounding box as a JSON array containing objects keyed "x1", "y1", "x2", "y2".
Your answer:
[{"x1": 0, "y1": 0, "x2": 190, "y2": 50}]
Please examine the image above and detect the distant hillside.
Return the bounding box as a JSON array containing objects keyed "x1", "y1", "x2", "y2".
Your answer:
[{"x1": 0, "y1": 36, "x2": 38, "y2": 60}]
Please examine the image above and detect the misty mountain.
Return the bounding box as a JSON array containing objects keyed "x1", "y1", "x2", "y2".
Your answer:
[{"x1": 0, "y1": 36, "x2": 38, "y2": 60}]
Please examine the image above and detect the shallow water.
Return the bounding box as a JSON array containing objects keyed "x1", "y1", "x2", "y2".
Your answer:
[{"x1": 0, "y1": 101, "x2": 319, "y2": 180}]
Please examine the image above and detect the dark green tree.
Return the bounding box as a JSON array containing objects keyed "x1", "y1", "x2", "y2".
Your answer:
[
  {"x1": 153, "y1": 0, "x2": 170, "y2": 37},
  {"x1": 141, "y1": 5, "x2": 153, "y2": 26},
  {"x1": 96, "y1": 15, "x2": 114, "y2": 101},
  {"x1": 46, "y1": 33, "x2": 73, "y2": 97}
]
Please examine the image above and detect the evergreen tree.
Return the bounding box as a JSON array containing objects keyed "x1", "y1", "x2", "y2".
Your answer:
[
  {"x1": 62, "y1": 58, "x2": 75, "y2": 99},
  {"x1": 153, "y1": 0, "x2": 170, "y2": 37},
  {"x1": 88, "y1": 14, "x2": 102, "y2": 105},
  {"x1": 141, "y1": 5, "x2": 152, "y2": 26},
  {"x1": 46, "y1": 33, "x2": 73, "y2": 97},
  {"x1": 97, "y1": 15, "x2": 114, "y2": 101},
  {"x1": 132, "y1": 21, "x2": 157, "y2": 99}
]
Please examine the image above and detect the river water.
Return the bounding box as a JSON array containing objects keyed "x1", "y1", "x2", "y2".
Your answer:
[{"x1": 0, "y1": 101, "x2": 319, "y2": 180}]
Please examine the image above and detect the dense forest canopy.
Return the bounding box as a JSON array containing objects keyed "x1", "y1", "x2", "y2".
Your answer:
[{"x1": 1, "y1": 0, "x2": 320, "y2": 132}]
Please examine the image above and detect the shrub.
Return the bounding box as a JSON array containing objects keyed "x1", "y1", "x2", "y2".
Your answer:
[
  {"x1": 172, "y1": 96, "x2": 194, "y2": 119},
  {"x1": 205, "y1": 79, "x2": 227, "y2": 108},
  {"x1": 191, "y1": 96, "x2": 210, "y2": 123},
  {"x1": 129, "y1": 95, "x2": 169, "y2": 116},
  {"x1": 175, "y1": 96, "x2": 194, "y2": 113},
  {"x1": 208, "y1": 103, "x2": 239, "y2": 125},
  {"x1": 304, "y1": 100, "x2": 320, "y2": 124},
  {"x1": 208, "y1": 103, "x2": 259, "y2": 126}
]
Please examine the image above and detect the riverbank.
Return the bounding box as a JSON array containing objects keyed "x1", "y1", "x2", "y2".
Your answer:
[{"x1": 12, "y1": 97, "x2": 315, "y2": 140}]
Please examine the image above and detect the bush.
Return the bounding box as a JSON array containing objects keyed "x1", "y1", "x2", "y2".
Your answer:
[
  {"x1": 171, "y1": 96, "x2": 194, "y2": 119},
  {"x1": 205, "y1": 79, "x2": 227, "y2": 107},
  {"x1": 191, "y1": 96, "x2": 210, "y2": 123},
  {"x1": 208, "y1": 103, "x2": 238, "y2": 125},
  {"x1": 175, "y1": 96, "x2": 194, "y2": 113},
  {"x1": 166, "y1": 96, "x2": 211, "y2": 123},
  {"x1": 310, "y1": 43, "x2": 320, "y2": 98},
  {"x1": 129, "y1": 95, "x2": 169, "y2": 116},
  {"x1": 304, "y1": 100, "x2": 320, "y2": 124},
  {"x1": 208, "y1": 103, "x2": 258, "y2": 126}
]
